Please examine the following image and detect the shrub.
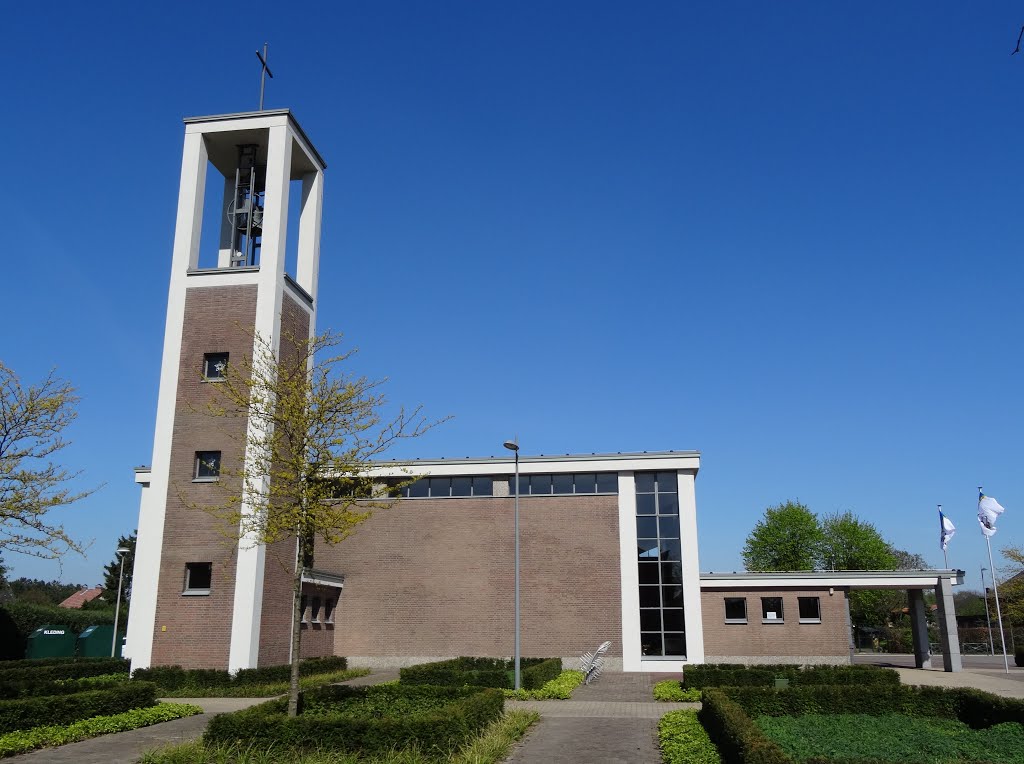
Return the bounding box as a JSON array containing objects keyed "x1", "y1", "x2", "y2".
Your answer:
[
  {"x1": 204, "y1": 683, "x2": 504, "y2": 756},
  {"x1": 399, "y1": 657, "x2": 553, "y2": 690},
  {"x1": 0, "y1": 702, "x2": 202, "y2": 757},
  {"x1": 132, "y1": 656, "x2": 349, "y2": 690},
  {"x1": 659, "y1": 709, "x2": 721, "y2": 764},
  {"x1": 682, "y1": 664, "x2": 898, "y2": 690},
  {"x1": 0, "y1": 681, "x2": 157, "y2": 734},
  {"x1": 504, "y1": 670, "x2": 584, "y2": 700},
  {"x1": 521, "y1": 658, "x2": 561, "y2": 690},
  {"x1": 698, "y1": 689, "x2": 792, "y2": 764},
  {"x1": 0, "y1": 658, "x2": 129, "y2": 684},
  {"x1": 654, "y1": 680, "x2": 702, "y2": 702},
  {"x1": 0, "y1": 676, "x2": 128, "y2": 700}
]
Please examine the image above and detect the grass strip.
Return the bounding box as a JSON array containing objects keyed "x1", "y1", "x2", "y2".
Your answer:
[
  {"x1": 503, "y1": 670, "x2": 584, "y2": 700},
  {"x1": 0, "y1": 702, "x2": 203, "y2": 758},
  {"x1": 141, "y1": 708, "x2": 540, "y2": 763},
  {"x1": 654, "y1": 680, "x2": 702, "y2": 702},
  {"x1": 659, "y1": 710, "x2": 721, "y2": 764},
  {"x1": 756, "y1": 713, "x2": 1024, "y2": 764},
  {"x1": 157, "y1": 668, "x2": 370, "y2": 698}
]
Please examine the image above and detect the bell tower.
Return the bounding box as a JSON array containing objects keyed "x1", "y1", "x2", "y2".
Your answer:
[{"x1": 127, "y1": 110, "x2": 326, "y2": 671}]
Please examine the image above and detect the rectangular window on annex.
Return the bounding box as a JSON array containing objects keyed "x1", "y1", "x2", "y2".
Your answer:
[
  {"x1": 761, "y1": 597, "x2": 784, "y2": 622},
  {"x1": 724, "y1": 597, "x2": 747, "y2": 623},
  {"x1": 798, "y1": 596, "x2": 821, "y2": 623}
]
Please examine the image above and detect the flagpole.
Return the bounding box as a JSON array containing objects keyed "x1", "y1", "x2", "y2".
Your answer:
[
  {"x1": 939, "y1": 505, "x2": 949, "y2": 568},
  {"x1": 980, "y1": 486, "x2": 1010, "y2": 673},
  {"x1": 980, "y1": 565, "x2": 995, "y2": 656}
]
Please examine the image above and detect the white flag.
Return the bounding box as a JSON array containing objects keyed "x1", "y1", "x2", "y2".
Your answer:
[
  {"x1": 940, "y1": 510, "x2": 956, "y2": 551},
  {"x1": 978, "y1": 492, "x2": 1005, "y2": 538}
]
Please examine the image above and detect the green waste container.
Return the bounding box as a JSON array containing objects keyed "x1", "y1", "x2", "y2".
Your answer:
[
  {"x1": 77, "y1": 625, "x2": 124, "y2": 658},
  {"x1": 25, "y1": 625, "x2": 76, "y2": 659}
]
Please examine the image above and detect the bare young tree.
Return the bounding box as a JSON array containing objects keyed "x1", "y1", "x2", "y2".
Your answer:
[
  {"x1": 190, "y1": 328, "x2": 444, "y2": 716},
  {"x1": 0, "y1": 362, "x2": 95, "y2": 561}
]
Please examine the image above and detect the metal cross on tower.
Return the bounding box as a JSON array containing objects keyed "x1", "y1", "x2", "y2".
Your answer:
[{"x1": 256, "y1": 43, "x2": 274, "y2": 111}]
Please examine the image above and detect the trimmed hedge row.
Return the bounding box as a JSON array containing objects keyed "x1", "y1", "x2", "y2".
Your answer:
[
  {"x1": 0, "y1": 702, "x2": 203, "y2": 758},
  {"x1": 131, "y1": 655, "x2": 348, "y2": 689},
  {"x1": 399, "y1": 657, "x2": 557, "y2": 690},
  {"x1": 699, "y1": 685, "x2": 1024, "y2": 764},
  {"x1": 0, "y1": 659, "x2": 129, "y2": 684},
  {"x1": 0, "y1": 676, "x2": 128, "y2": 700},
  {"x1": 0, "y1": 681, "x2": 157, "y2": 734},
  {"x1": 682, "y1": 664, "x2": 899, "y2": 690},
  {"x1": 659, "y1": 709, "x2": 722, "y2": 764},
  {"x1": 204, "y1": 683, "x2": 504, "y2": 756}
]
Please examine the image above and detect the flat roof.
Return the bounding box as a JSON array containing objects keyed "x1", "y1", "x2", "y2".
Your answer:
[
  {"x1": 132, "y1": 450, "x2": 701, "y2": 482},
  {"x1": 700, "y1": 569, "x2": 965, "y2": 590},
  {"x1": 182, "y1": 109, "x2": 327, "y2": 171}
]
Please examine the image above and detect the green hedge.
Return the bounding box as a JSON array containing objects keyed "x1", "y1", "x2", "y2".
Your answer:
[
  {"x1": 0, "y1": 676, "x2": 128, "y2": 700},
  {"x1": 699, "y1": 690, "x2": 791, "y2": 764},
  {"x1": 132, "y1": 655, "x2": 348, "y2": 690},
  {"x1": 699, "y1": 685, "x2": 1024, "y2": 764},
  {"x1": 0, "y1": 603, "x2": 116, "y2": 661},
  {"x1": 682, "y1": 664, "x2": 899, "y2": 690},
  {"x1": 0, "y1": 681, "x2": 157, "y2": 734},
  {"x1": 0, "y1": 658, "x2": 129, "y2": 684},
  {"x1": 659, "y1": 709, "x2": 722, "y2": 764},
  {"x1": 0, "y1": 702, "x2": 202, "y2": 758},
  {"x1": 204, "y1": 683, "x2": 503, "y2": 756},
  {"x1": 521, "y1": 658, "x2": 562, "y2": 690},
  {"x1": 399, "y1": 657, "x2": 554, "y2": 690}
]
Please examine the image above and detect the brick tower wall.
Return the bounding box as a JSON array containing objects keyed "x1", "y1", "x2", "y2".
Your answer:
[{"x1": 150, "y1": 285, "x2": 257, "y2": 668}]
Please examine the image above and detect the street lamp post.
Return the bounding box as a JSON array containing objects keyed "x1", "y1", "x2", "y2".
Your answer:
[
  {"x1": 503, "y1": 438, "x2": 521, "y2": 691},
  {"x1": 112, "y1": 547, "x2": 130, "y2": 658}
]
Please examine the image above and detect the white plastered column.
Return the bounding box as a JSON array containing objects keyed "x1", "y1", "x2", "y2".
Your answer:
[
  {"x1": 227, "y1": 124, "x2": 293, "y2": 673},
  {"x1": 677, "y1": 470, "x2": 705, "y2": 665},
  {"x1": 126, "y1": 133, "x2": 209, "y2": 668},
  {"x1": 617, "y1": 472, "x2": 641, "y2": 671},
  {"x1": 295, "y1": 170, "x2": 323, "y2": 302}
]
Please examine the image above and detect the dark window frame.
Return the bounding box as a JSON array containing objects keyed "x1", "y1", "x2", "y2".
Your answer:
[
  {"x1": 724, "y1": 597, "x2": 747, "y2": 623},
  {"x1": 183, "y1": 562, "x2": 212, "y2": 595},
  {"x1": 761, "y1": 596, "x2": 784, "y2": 623},
  {"x1": 202, "y1": 352, "x2": 229, "y2": 382},
  {"x1": 798, "y1": 596, "x2": 821, "y2": 623},
  {"x1": 194, "y1": 451, "x2": 221, "y2": 481}
]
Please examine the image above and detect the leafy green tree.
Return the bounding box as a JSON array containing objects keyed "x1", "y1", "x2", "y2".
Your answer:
[
  {"x1": 6, "y1": 577, "x2": 83, "y2": 605},
  {"x1": 101, "y1": 532, "x2": 136, "y2": 605},
  {"x1": 191, "y1": 328, "x2": 444, "y2": 716},
  {"x1": 0, "y1": 362, "x2": 97, "y2": 560},
  {"x1": 999, "y1": 546, "x2": 1024, "y2": 627},
  {"x1": 817, "y1": 512, "x2": 896, "y2": 571},
  {"x1": 742, "y1": 501, "x2": 822, "y2": 571}
]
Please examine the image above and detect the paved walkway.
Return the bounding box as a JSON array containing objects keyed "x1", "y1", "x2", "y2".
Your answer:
[
  {"x1": 505, "y1": 672, "x2": 693, "y2": 764},
  {"x1": 854, "y1": 653, "x2": 1024, "y2": 698}
]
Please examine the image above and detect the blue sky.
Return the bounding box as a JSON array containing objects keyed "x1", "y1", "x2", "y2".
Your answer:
[{"x1": 2, "y1": 3, "x2": 1022, "y2": 592}]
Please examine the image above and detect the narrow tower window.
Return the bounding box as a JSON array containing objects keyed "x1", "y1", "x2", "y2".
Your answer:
[
  {"x1": 194, "y1": 451, "x2": 222, "y2": 480},
  {"x1": 203, "y1": 352, "x2": 229, "y2": 381}
]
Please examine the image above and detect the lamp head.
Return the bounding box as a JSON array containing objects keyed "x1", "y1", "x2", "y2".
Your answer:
[
  {"x1": 116, "y1": 547, "x2": 130, "y2": 555},
  {"x1": 502, "y1": 440, "x2": 519, "y2": 452}
]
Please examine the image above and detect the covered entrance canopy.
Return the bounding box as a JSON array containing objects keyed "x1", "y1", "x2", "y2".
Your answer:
[{"x1": 700, "y1": 570, "x2": 966, "y2": 672}]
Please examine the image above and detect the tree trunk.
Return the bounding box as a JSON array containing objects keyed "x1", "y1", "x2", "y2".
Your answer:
[{"x1": 287, "y1": 556, "x2": 304, "y2": 717}]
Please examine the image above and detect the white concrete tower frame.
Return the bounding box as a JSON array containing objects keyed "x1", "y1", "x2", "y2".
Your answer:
[
  {"x1": 126, "y1": 111, "x2": 325, "y2": 671},
  {"x1": 617, "y1": 455, "x2": 704, "y2": 672}
]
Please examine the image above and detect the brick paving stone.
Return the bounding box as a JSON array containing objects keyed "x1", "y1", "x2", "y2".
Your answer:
[{"x1": 504, "y1": 717, "x2": 662, "y2": 764}]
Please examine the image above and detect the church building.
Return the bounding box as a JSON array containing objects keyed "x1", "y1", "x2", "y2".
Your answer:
[{"x1": 125, "y1": 109, "x2": 966, "y2": 674}]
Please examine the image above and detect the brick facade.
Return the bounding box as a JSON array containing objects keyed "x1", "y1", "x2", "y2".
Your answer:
[
  {"x1": 700, "y1": 588, "x2": 851, "y2": 663},
  {"x1": 151, "y1": 285, "x2": 257, "y2": 668},
  {"x1": 319, "y1": 493, "x2": 623, "y2": 661}
]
